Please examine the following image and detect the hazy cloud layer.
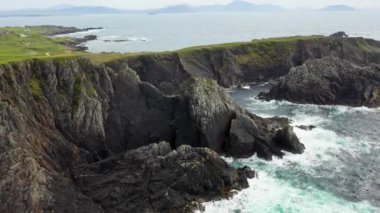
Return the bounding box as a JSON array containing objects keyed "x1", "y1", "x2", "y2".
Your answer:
[{"x1": 2, "y1": 0, "x2": 380, "y2": 10}]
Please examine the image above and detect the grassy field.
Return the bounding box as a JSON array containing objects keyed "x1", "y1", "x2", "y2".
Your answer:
[
  {"x1": 0, "y1": 26, "x2": 325, "y2": 65},
  {"x1": 177, "y1": 35, "x2": 323, "y2": 52},
  {"x1": 0, "y1": 26, "x2": 170, "y2": 64},
  {"x1": 0, "y1": 26, "x2": 81, "y2": 64}
]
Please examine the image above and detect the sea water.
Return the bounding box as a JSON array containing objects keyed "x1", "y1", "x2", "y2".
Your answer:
[
  {"x1": 202, "y1": 84, "x2": 380, "y2": 213},
  {"x1": 1, "y1": 11, "x2": 380, "y2": 53}
]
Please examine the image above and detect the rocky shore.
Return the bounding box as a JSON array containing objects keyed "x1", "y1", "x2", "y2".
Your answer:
[
  {"x1": 35, "y1": 25, "x2": 103, "y2": 36},
  {"x1": 43, "y1": 25, "x2": 101, "y2": 51},
  {"x1": 34, "y1": 25, "x2": 101, "y2": 51},
  {"x1": 59, "y1": 34, "x2": 98, "y2": 51},
  {"x1": 259, "y1": 56, "x2": 380, "y2": 107},
  {"x1": 74, "y1": 142, "x2": 255, "y2": 212}
]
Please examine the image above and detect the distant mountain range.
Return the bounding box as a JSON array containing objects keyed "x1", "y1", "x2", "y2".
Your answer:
[
  {"x1": 150, "y1": 0, "x2": 285, "y2": 14},
  {"x1": 0, "y1": 1, "x2": 359, "y2": 17},
  {"x1": 319, "y1": 5, "x2": 356, "y2": 11},
  {"x1": 197, "y1": 0, "x2": 284, "y2": 12}
]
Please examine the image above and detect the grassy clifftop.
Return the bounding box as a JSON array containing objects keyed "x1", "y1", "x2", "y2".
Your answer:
[
  {"x1": 0, "y1": 25, "x2": 326, "y2": 64},
  {"x1": 0, "y1": 26, "x2": 80, "y2": 63}
]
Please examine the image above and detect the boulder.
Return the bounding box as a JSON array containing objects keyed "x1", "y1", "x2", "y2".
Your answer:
[
  {"x1": 259, "y1": 56, "x2": 380, "y2": 107},
  {"x1": 330, "y1": 31, "x2": 348, "y2": 38},
  {"x1": 297, "y1": 125, "x2": 317, "y2": 131},
  {"x1": 224, "y1": 113, "x2": 257, "y2": 158},
  {"x1": 275, "y1": 126, "x2": 305, "y2": 154}
]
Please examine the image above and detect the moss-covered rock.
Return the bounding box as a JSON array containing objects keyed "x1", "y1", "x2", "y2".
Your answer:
[{"x1": 30, "y1": 74, "x2": 42, "y2": 99}]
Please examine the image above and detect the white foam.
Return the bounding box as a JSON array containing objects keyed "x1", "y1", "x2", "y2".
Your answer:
[
  {"x1": 219, "y1": 88, "x2": 380, "y2": 213},
  {"x1": 202, "y1": 170, "x2": 377, "y2": 213},
  {"x1": 101, "y1": 35, "x2": 121, "y2": 39},
  {"x1": 72, "y1": 28, "x2": 105, "y2": 35}
]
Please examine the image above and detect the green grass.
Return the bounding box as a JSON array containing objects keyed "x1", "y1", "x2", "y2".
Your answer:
[
  {"x1": 30, "y1": 74, "x2": 42, "y2": 99},
  {"x1": 2, "y1": 26, "x2": 50, "y2": 36},
  {"x1": 72, "y1": 74, "x2": 83, "y2": 111},
  {"x1": 0, "y1": 27, "x2": 81, "y2": 64},
  {"x1": 83, "y1": 36, "x2": 324, "y2": 65},
  {"x1": 0, "y1": 101, "x2": 4, "y2": 111},
  {"x1": 177, "y1": 36, "x2": 323, "y2": 53}
]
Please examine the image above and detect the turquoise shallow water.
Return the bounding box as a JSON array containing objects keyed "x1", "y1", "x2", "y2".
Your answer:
[{"x1": 202, "y1": 84, "x2": 380, "y2": 213}]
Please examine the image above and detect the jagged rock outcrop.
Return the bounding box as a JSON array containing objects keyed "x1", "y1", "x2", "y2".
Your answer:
[
  {"x1": 172, "y1": 77, "x2": 238, "y2": 152},
  {"x1": 330, "y1": 31, "x2": 348, "y2": 38},
  {"x1": 59, "y1": 34, "x2": 98, "y2": 51},
  {"x1": 172, "y1": 77, "x2": 304, "y2": 159},
  {"x1": 35, "y1": 25, "x2": 103, "y2": 36},
  {"x1": 0, "y1": 57, "x2": 302, "y2": 211},
  {"x1": 259, "y1": 56, "x2": 380, "y2": 107},
  {"x1": 74, "y1": 142, "x2": 254, "y2": 212},
  {"x1": 225, "y1": 112, "x2": 304, "y2": 160},
  {"x1": 296, "y1": 125, "x2": 317, "y2": 131}
]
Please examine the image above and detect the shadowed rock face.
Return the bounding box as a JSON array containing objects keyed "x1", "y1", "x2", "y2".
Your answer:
[
  {"x1": 259, "y1": 57, "x2": 380, "y2": 107},
  {"x1": 74, "y1": 142, "x2": 254, "y2": 212},
  {"x1": 0, "y1": 58, "x2": 302, "y2": 211}
]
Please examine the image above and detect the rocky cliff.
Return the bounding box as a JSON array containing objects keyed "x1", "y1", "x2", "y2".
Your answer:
[
  {"x1": 110, "y1": 36, "x2": 380, "y2": 95},
  {"x1": 0, "y1": 57, "x2": 301, "y2": 211},
  {"x1": 2, "y1": 34, "x2": 379, "y2": 211}
]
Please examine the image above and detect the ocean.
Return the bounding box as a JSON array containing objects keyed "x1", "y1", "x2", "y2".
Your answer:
[
  {"x1": 204, "y1": 84, "x2": 380, "y2": 213},
  {"x1": 1, "y1": 11, "x2": 380, "y2": 53},
  {"x1": 1, "y1": 11, "x2": 379, "y2": 212}
]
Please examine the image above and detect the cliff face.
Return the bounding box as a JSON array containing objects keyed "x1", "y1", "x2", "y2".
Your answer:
[
  {"x1": 0, "y1": 57, "x2": 300, "y2": 211},
  {"x1": 112, "y1": 37, "x2": 380, "y2": 95}
]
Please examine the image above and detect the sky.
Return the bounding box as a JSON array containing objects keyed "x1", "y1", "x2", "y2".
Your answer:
[{"x1": 2, "y1": 0, "x2": 380, "y2": 10}]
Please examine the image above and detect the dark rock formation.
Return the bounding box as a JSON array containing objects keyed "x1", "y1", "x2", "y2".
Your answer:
[
  {"x1": 274, "y1": 126, "x2": 305, "y2": 154},
  {"x1": 32, "y1": 25, "x2": 103, "y2": 36},
  {"x1": 58, "y1": 34, "x2": 98, "y2": 51},
  {"x1": 74, "y1": 142, "x2": 254, "y2": 212},
  {"x1": 259, "y1": 56, "x2": 380, "y2": 107},
  {"x1": 172, "y1": 77, "x2": 238, "y2": 152},
  {"x1": 172, "y1": 77, "x2": 304, "y2": 159},
  {"x1": 330, "y1": 31, "x2": 348, "y2": 38},
  {"x1": 224, "y1": 112, "x2": 303, "y2": 160},
  {"x1": 297, "y1": 125, "x2": 317, "y2": 131}
]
